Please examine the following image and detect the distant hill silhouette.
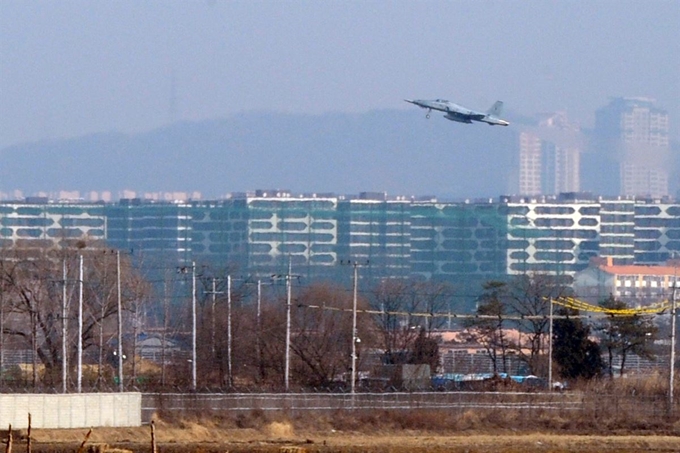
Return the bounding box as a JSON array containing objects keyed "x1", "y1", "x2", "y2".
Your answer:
[{"x1": 0, "y1": 110, "x2": 519, "y2": 199}]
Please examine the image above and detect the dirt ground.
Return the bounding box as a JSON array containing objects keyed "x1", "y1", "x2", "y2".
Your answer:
[{"x1": 14, "y1": 422, "x2": 680, "y2": 453}]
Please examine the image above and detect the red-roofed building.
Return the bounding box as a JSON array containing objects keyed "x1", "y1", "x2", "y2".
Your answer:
[{"x1": 573, "y1": 256, "x2": 679, "y2": 304}]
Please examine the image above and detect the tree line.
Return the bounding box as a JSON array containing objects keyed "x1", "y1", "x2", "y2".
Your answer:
[
  {"x1": 466, "y1": 276, "x2": 659, "y2": 381},
  {"x1": 0, "y1": 243, "x2": 662, "y2": 392}
]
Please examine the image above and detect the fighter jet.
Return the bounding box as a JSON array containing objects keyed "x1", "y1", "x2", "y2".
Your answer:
[{"x1": 404, "y1": 98, "x2": 510, "y2": 126}]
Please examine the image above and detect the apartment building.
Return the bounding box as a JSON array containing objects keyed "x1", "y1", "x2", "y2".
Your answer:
[
  {"x1": 1, "y1": 193, "x2": 679, "y2": 290},
  {"x1": 515, "y1": 112, "x2": 582, "y2": 197},
  {"x1": 105, "y1": 198, "x2": 192, "y2": 267},
  {"x1": 501, "y1": 193, "x2": 600, "y2": 277},
  {"x1": 634, "y1": 199, "x2": 680, "y2": 265},
  {"x1": 517, "y1": 132, "x2": 543, "y2": 196},
  {"x1": 238, "y1": 190, "x2": 338, "y2": 280},
  {"x1": 410, "y1": 200, "x2": 507, "y2": 281},
  {"x1": 337, "y1": 193, "x2": 411, "y2": 281},
  {"x1": 593, "y1": 97, "x2": 671, "y2": 197},
  {"x1": 0, "y1": 198, "x2": 106, "y2": 249}
]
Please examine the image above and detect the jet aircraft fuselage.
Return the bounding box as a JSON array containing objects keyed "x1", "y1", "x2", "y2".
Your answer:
[{"x1": 405, "y1": 98, "x2": 510, "y2": 126}]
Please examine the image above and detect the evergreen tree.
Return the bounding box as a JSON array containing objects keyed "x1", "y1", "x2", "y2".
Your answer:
[
  {"x1": 409, "y1": 327, "x2": 440, "y2": 373},
  {"x1": 553, "y1": 308, "x2": 603, "y2": 380}
]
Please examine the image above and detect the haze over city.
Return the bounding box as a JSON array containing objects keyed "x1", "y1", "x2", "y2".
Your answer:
[{"x1": 0, "y1": 1, "x2": 678, "y2": 198}]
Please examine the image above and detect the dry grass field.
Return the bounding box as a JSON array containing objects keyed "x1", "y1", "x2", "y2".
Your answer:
[
  {"x1": 7, "y1": 377, "x2": 680, "y2": 453},
  {"x1": 11, "y1": 414, "x2": 680, "y2": 453}
]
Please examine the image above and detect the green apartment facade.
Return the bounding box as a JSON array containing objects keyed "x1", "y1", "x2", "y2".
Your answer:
[{"x1": 1, "y1": 193, "x2": 680, "y2": 289}]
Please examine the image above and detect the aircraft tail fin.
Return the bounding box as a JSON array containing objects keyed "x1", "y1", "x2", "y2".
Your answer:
[{"x1": 487, "y1": 101, "x2": 504, "y2": 117}]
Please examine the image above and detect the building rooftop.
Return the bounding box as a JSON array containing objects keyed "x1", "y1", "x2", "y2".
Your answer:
[{"x1": 593, "y1": 257, "x2": 680, "y2": 277}]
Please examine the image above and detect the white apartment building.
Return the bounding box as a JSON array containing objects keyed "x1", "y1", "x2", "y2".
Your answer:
[{"x1": 595, "y1": 97, "x2": 671, "y2": 198}]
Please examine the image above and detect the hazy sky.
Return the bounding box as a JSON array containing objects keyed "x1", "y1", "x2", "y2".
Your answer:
[{"x1": 1, "y1": 0, "x2": 678, "y2": 148}]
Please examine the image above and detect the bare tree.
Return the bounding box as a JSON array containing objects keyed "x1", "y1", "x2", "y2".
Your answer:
[
  {"x1": 288, "y1": 283, "x2": 355, "y2": 387},
  {"x1": 251, "y1": 298, "x2": 287, "y2": 390},
  {"x1": 599, "y1": 296, "x2": 658, "y2": 378},
  {"x1": 0, "y1": 244, "x2": 148, "y2": 390},
  {"x1": 1, "y1": 248, "x2": 66, "y2": 388},
  {"x1": 370, "y1": 279, "x2": 419, "y2": 365},
  {"x1": 411, "y1": 280, "x2": 454, "y2": 334},
  {"x1": 507, "y1": 274, "x2": 569, "y2": 375},
  {"x1": 368, "y1": 279, "x2": 452, "y2": 365},
  {"x1": 232, "y1": 281, "x2": 272, "y2": 387},
  {"x1": 464, "y1": 281, "x2": 512, "y2": 375}
]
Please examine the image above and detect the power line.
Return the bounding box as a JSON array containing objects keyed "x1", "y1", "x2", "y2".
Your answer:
[{"x1": 136, "y1": 296, "x2": 667, "y2": 321}]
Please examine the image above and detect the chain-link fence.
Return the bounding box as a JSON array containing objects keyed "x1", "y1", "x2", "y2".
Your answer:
[{"x1": 143, "y1": 390, "x2": 676, "y2": 426}]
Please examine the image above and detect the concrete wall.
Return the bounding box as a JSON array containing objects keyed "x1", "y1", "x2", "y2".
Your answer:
[{"x1": 0, "y1": 393, "x2": 142, "y2": 429}]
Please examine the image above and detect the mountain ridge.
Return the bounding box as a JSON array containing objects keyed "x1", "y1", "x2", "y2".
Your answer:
[{"x1": 0, "y1": 110, "x2": 518, "y2": 199}]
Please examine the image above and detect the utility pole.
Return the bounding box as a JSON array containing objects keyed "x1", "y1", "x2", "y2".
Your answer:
[
  {"x1": 212, "y1": 278, "x2": 217, "y2": 359},
  {"x1": 342, "y1": 260, "x2": 368, "y2": 395},
  {"x1": 62, "y1": 259, "x2": 68, "y2": 393},
  {"x1": 257, "y1": 279, "x2": 263, "y2": 381},
  {"x1": 131, "y1": 300, "x2": 140, "y2": 384},
  {"x1": 77, "y1": 255, "x2": 84, "y2": 392},
  {"x1": 204, "y1": 278, "x2": 223, "y2": 360},
  {"x1": 160, "y1": 275, "x2": 171, "y2": 388},
  {"x1": 227, "y1": 275, "x2": 233, "y2": 387},
  {"x1": 548, "y1": 297, "x2": 553, "y2": 392},
  {"x1": 116, "y1": 250, "x2": 124, "y2": 392},
  {"x1": 191, "y1": 261, "x2": 197, "y2": 391},
  {"x1": 285, "y1": 259, "x2": 292, "y2": 392},
  {"x1": 272, "y1": 260, "x2": 297, "y2": 392},
  {"x1": 670, "y1": 278, "x2": 677, "y2": 414},
  {"x1": 351, "y1": 263, "x2": 359, "y2": 395},
  {"x1": 204, "y1": 275, "x2": 236, "y2": 387},
  {"x1": 0, "y1": 287, "x2": 4, "y2": 389}
]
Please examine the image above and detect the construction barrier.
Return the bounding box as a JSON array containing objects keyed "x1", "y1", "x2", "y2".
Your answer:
[{"x1": 0, "y1": 392, "x2": 142, "y2": 429}]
